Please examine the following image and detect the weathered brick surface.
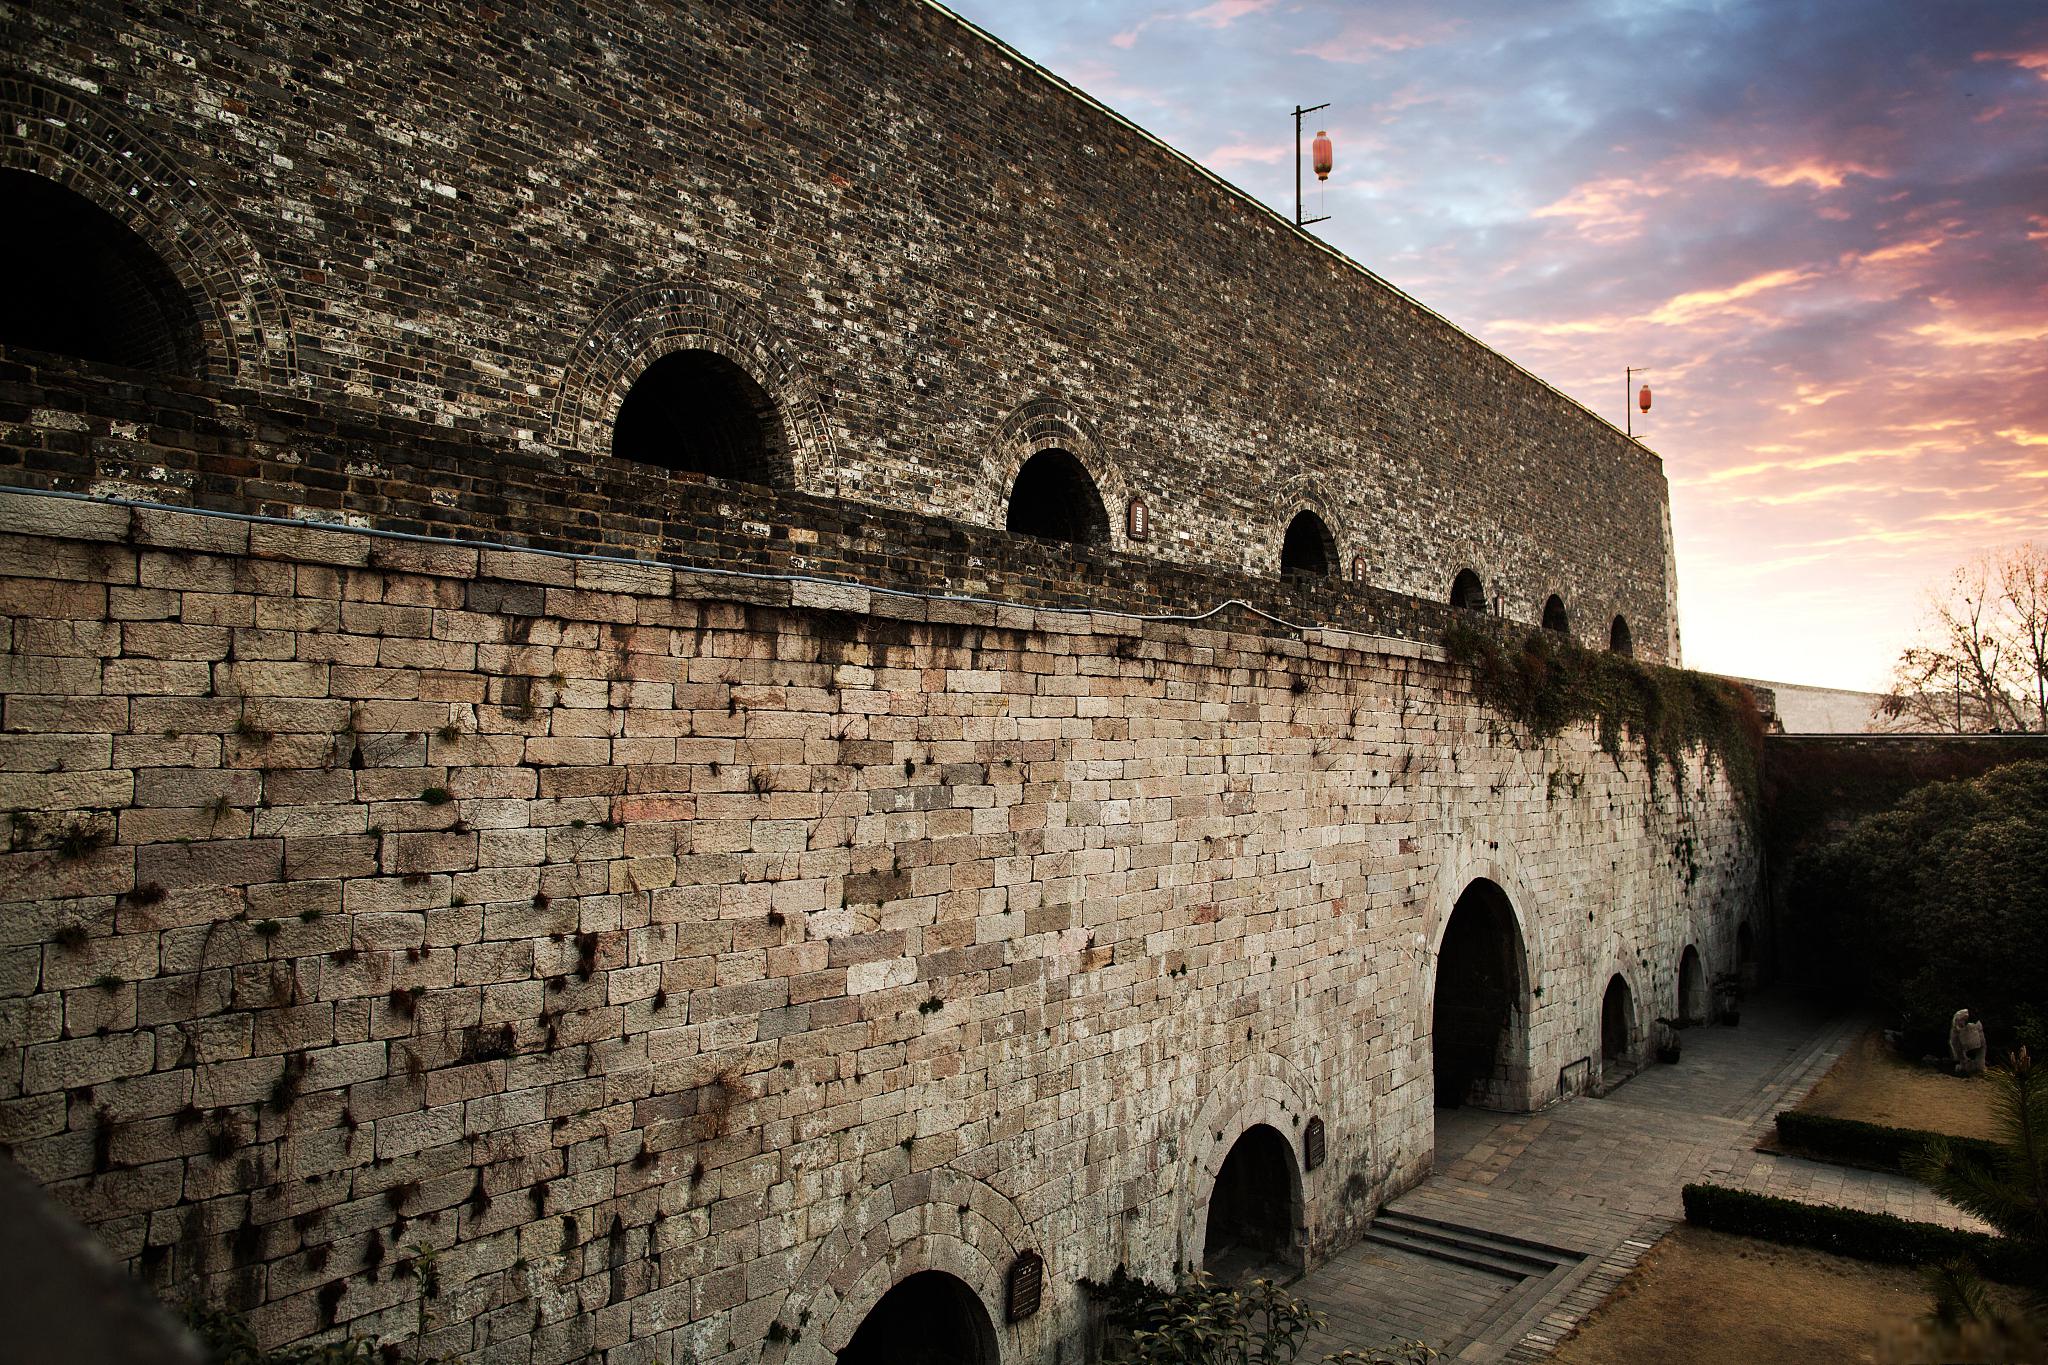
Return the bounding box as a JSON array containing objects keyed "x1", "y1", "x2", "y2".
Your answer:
[
  {"x1": 1, "y1": 0, "x2": 1676, "y2": 658},
  {"x1": 0, "y1": 500, "x2": 1756, "y2": 1361}
]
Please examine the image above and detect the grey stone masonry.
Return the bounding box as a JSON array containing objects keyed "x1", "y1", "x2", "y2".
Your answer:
[{"x1": 0, "y1": 492, "x2": 1757, "y2": 1362}]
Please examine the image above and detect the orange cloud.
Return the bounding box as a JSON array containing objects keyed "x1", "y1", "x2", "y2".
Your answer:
[
  {"x1": 1647, "y1": 268, "x2": 1816, "y2": 325},
  {"x1": 1683, "y1": 153, "x2": 1884, "y2": 190},
  {"x1": 1974, "y1": 47, "x2": 2048, "y2": 79},
  {"x1": 1530, "y1": 176, "x2": 1665, "y2": 241}
]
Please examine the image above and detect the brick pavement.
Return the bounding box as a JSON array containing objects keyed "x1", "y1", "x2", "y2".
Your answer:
[{"x1": 1295, "y1": 995, "x2": 1986, "y2": 1362}]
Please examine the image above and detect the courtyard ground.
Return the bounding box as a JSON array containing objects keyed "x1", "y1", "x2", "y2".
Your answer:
[
  {"x1": 1294, "y1": 999, "x2": 1988, "y2": 1362},
  {"x1": 1549, "y1": 1225, "x2": 1934, "y2": 1365},
  {"x1": 1793, "y1": 1026, "x2": 1999, "y2": 1140}
]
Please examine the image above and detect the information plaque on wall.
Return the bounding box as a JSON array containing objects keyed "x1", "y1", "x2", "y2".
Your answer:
[
  {"x1": 1303, "y1": 1116, "x2": 1326, "y2": 1171},
  {"x1": 1006, "y1": 1250, "x2": 1044, "y2": 1322}
]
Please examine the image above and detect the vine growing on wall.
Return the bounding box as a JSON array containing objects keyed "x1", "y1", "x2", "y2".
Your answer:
[{"x1": 1440, "y1": 620, "x2": 1765, "y2": 809}]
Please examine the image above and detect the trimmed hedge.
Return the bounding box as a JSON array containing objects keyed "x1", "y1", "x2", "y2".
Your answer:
[
  {"x1": 1774, "y1": 1110, "x2": 2003, "y2": 1174},
  {"x1": 1681, "y1": 1183, "x2": 2028, "y2": 1283}
]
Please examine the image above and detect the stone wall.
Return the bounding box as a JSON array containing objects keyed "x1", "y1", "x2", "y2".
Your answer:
[
  {"x1": 0, "y1": 0, "x2": 1677, "y2": 656},
  {"x1": 0, "y1": 490, "x2": 1757, "y2": 1363}
]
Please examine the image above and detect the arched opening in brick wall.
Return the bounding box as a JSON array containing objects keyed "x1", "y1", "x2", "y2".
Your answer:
[
  {"x1": 609, "y1": 347, "x2": 790, "y2": 485},
  {"x1": 1202, "y1": 1123, "x2": 1301, "y2": 1279},
  {"x1": 1450, "y1": 568, "x2": 1486, "y2": 612},
  {"x1": 1542, "y1": 594, "x2": 1571, "y2": 634},
  {"x1": 0, "y1": 169, "x2": 201, "y2": 375},
  {"x1": 1432, "y1": 879, "x2": 1527, "y2": 1113},
  {"x1": 838, "y1": 1270, "x2": 1000, "y2": 1365},
  {"x1": 1006, "y1": 447, "x2": 1110, "y2": 546},
  {"x1": 1609, "y1": 615, "x2": 1634, "y2": 656},
  {"x1": 1678, "y1": 945, "x2": 1706, "y2": 1026},
  {"x1": 1601, "y1": 974, "x2": 1635, "y2": 1063},
  {"x1": 1279, "y1": 510, "x2": 1336, "y2": 578}
]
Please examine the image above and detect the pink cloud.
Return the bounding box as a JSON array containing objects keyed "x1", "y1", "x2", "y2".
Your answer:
[{"x1": 1185, "y1": 0, "x2": 1276, "y2": 28}]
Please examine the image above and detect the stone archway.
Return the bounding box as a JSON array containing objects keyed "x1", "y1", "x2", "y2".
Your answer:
[
  {"x1": 1601, "y1": 973, "x2": 1636, "y2": 1066},
  {"x1": 1678, "y1": 945, "x2": 1706, "y2": 1026},
  {"x1": 1201, "y1": 1123, "x2": 1303, "y2": 1281},
  {"x1": 0, "y1": 77, "x2": 295, "y2": 383},
  {"x1": 550, "y1": 280, "x2": 834, "y2": 491},
  {"x1": 1431, "y1": 878, "x2": 1530, "y2": 1116},
  {"x1": 837, "y1": 1269, "x2": 1001, "y2": 1365}
]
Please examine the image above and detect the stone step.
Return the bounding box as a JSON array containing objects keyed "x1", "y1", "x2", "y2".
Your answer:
[
  {"x1": 1360, "y1": 1214, "x2": 1577, "y2": 1282},
  {"x1": 1374, "y1": 1210, "x2": 1582, "y2": 1268}
]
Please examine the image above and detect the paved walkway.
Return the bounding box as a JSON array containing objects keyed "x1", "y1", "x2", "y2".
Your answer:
[{"x1": 1296, "y1": 996, "x2": 1988, "y2": 1362}]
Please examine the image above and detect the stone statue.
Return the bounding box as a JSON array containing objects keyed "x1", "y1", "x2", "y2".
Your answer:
[{"x1": 1949, "y1": 1008, "x2": 1986, "y2": 1077}]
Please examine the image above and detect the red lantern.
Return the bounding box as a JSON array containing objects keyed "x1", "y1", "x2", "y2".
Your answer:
[
  {"x1": 1311, "y1": 130, "x2": 1333, "y2": 182},
  {"x1": 1638, "y1": 384, "x2": 1652, "y2": 413}
]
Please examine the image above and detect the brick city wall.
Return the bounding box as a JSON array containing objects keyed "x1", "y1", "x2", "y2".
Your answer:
[
  {"x1": 0, "y1": 491, "x2": 1757, "y2": 1363},
  {"x1": 1, "y1": 0, "x2": 1677, "y2": 656}
]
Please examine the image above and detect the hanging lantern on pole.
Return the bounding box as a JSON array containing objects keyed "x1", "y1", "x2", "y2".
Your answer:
[
  {"x1": 1638, "y1": 384, "x2": 1652, "y2": 414},
  {"x1": 1311, "y1": 130, "x2": 1333, "y2": 182}
]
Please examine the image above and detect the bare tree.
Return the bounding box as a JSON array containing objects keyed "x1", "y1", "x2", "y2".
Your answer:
[{"x1": 1879, "y1": 543, "x2": 2048, "y2": 733}]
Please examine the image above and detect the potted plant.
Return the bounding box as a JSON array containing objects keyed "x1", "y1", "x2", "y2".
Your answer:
[
  {"x1": 1653, "y1": 1017, "x2": 1682, "y2": 1064},
  {"x1": 1712, "y1": 972, "x2": 1742, "y2": 1026}
]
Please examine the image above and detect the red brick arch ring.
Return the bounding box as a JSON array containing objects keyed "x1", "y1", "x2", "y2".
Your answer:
[
  {"x1": 549, "y1": 281, "x2": 835, "y2": 492},
  {"x1": 0, "y1": 74, "x2": 296, "y2": 384},
  {"x1": 758, "y1": 1167, "x2": 1045, "y2": 1365},
  {"x1": 1173, "y1": 1050, "x2": 1321, "y2": 1273},
  {"x1": 982, "y1": 397, "x2": 1138, "y2": 551}
]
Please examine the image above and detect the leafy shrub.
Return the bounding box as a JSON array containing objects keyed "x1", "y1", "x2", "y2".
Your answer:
[
  {"x1": 1785, "y1": 759, "x2": 2048, "y2": 1052},
  {"x1": 1679, "y1": 1183, "x2": 2025, "y2": 1282},
  {"x1": 1086, "y1": 1267, "x2": 1436, "y2": 1365},
  {"x1": 1773, "y1": 1111, "x2": 2002, "y2": 1174}
]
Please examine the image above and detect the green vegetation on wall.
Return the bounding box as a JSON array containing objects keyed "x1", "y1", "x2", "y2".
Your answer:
[{"x1": 1441, "y1": 621, "x2": 1765, "y2": 805}]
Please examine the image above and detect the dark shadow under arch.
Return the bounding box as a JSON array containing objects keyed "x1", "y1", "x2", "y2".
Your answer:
[
  {"x1": 838, "y1": 1269, "x2": 999, "y2": 1365},
  {"x1": 1451, "y1": 568, "x2": 1486, "y2": 612},
  {"x1": 1007, "y1": 447, "x2": 1110, "y2": 546},
  {"x1": 0, "y1": 168, "x2": 201, "y2": 375},
  {"x1": 609, "y1": 347, "x2": 790, "y2": 484},
  {"x1": 1432, "y1": 879, "x2": 1528, "y2": 1112},
  {"x1": 1542, "y1": 595, "x2": 1571, "y2": 634},
  {"x1": 1678, "y1": 946, "x2": 1706, "y2": 1025},
  {"x1": 1203, "y1": 1123, "x2": 1301, "y2": 1279},
  {"x1": 1609, "y1": 615, "x2": 1634, "y2": 655},
  {"x1": 1601, "y1": 974, "x2": 1635, "y2": 1062},
  {"x1": 1280, "y1": 509, "x2": 1336, "y2": 577}
]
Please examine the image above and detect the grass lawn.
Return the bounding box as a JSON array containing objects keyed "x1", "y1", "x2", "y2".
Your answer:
[{"x1": 1795, "y1": 1027, "x2": 1999, "y2": 1141}]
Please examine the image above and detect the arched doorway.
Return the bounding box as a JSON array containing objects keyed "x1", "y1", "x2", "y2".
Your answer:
[
  {"x1": 1450, "y1": 568, "x2": 1486, "y2": 612},
  {"x1": 1601, "y1": 974, "x2": 1635, "y2": 1066},
  {"x1": 1678, "y1": 946, "x2": 1706, "y2": 1025},
  {"x1": 0, "y1": 168, "x2": 200, "y2": 375},
  {"x1": 838, "y1": 1269, "x2": 1000, "y2": 1365},
  {"x1": 1609, "y1": 615, "x2": 1633, "y2": 656},
  {"x1": 1006, "y1": 448, "x2": 1110, "y2": 546},
  {"x1": 610, "y1": 347, "x2": 788, "y2": 483},
  {"x1": 1280, "y1": 510, "x2": 1335, "y2": 577},
  {"x1": 1542, "y1": 595, "x2": 1571, "y2": 634},
  {"x1": 1432, "y1": 879, "x2": 1527, "y2": 1114},
  {"x1": 1202, "y1": 1124, "x2": 1300, "y2": 1279}
]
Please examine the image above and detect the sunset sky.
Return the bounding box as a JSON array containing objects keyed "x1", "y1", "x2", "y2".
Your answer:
[{"x1": 946, "y1": 0, "x2": 2048, "y2": 692}]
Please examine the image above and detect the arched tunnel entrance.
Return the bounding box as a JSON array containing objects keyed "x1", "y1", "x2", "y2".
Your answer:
[
  {"x1": 1678, "y1": 946, "x2": 1706, "y2": 1026},
  {"x1": 838, "y1": 1270, "x2": 999, "y2": 1365},
  {"x1": 1432, "y1": 879, "x2": 1527, "y2": 1116},
  {"x1": 1601, "y1": 974, "x2": 1635, "y2": 1064},
  {"x1": 1202, "y1": 1124, "x2": 1300, "y2": 1281}
]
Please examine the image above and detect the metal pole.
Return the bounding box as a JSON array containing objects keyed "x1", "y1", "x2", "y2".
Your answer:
[
  {"x1": 1292, "y1": 103, "x2": 1329, "y2": 228},
  {"x1": 1625, "y1": 366, "x2": 1633, "y2": 439}
]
